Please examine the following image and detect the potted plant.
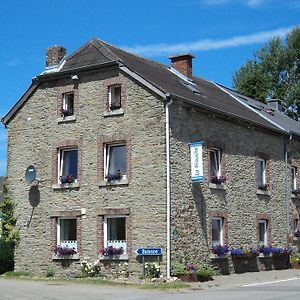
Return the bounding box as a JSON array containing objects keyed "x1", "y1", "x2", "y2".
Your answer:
[
  {"x1": 60, "y1": 174, "x2": 74, "y2": 184},
  {"x1": 105, "y1": 170, "x2": 122, "y2": 181},
  {"x1": 230, "y1": 246, "x2": 259, "y2": 258},
  {"x1": 211, "y1": 176, "x2": 226, "y2": 185},
  {"x1": 258, "y1": 184, "x2": 268, "y2": 191},
  {"x1": 60, "y1": 106, "x2": 73, "y2": 117},
  {"x1": 292, "y1": 188, "x2": 300, "y2": 196},
  {"x1": 101, "y1": 245, "x2": 124, "y2": 257},
  {"x1": 54, "y1": 245, "x2": 77, "y2": 258},
  {"x1": 196, "y1": 264, "x2": 215, "y2": 282},
  {"x1": 211, "y1": 244, "x2": 229, "y2": 257}
]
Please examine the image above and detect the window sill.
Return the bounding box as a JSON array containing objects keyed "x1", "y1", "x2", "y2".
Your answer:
[
  {"x1": 98, "y1": 254, "x2": 128, "y2": 261},
  {"x1": 209, "y1": 183, "x2": 226, "y2": 190},
  {"x1": 52, "y1": 182, "x2": 80, "y2": 190},
  {"x1": 209, "y1": 254, "x2": 228, "y2": 259},
  {"x1": 103, "y1": 108, "x2": 124, "y2": 117},
  {"x1": 99, "y1": 178, "x2": 129, "y2": 187},
  {"x1": 256, "y1": 189, "x2": 271, "y2": 196},
  {"x1": 57, "y1": 115, "x2": 76, "y2": 123},
  {"x1": 258, "y1": 253, "x2": 271, "y2": 258},
  {"x1": 52, "y1": 253, "x2": 80, "y2": 260}
]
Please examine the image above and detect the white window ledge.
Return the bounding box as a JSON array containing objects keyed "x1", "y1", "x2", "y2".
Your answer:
[
  {"x1": 52, "y1": 253, "x2": 80, "y2": 260},
  {"x1": 209, "y1": 254, "x2": 228, "y2": 259},
  {"x1": 99, "y1": 178, "x2": 129, "y2": 187},
  {"x1": 256, "y1": 189, "x2": 271, "y2": 196},
  {"x1": 98, "y1": 254, "x2": 128, "y2": 261},
  {"x1": 103, "y1": 108, "x2": 124, "y2": 117},
  {"x1": 57, "y1": 115, "x2": 76, "y2": 123},
  {"x1": 209, "y1": 183, "x2": 226, "y2": 190},
  {"x1": 52, "y1": 182, "x2": 80, "y2": 190}
]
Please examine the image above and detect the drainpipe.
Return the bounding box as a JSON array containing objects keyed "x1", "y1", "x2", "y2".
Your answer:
[
  {"x1": 165, "y1": 93, "x2": 172, "y2": 278},
  {"x1": 284, "y1": 134, "x2": 292, "y2": 247}
]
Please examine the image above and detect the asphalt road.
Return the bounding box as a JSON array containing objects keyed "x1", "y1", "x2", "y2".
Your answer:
[{"x1": 0, "y1": 278, "x2": 300, "y2": 300}]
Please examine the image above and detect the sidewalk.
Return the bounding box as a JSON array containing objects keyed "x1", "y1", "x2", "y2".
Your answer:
[{"x1": 195, "y1": 269, "x2": 300, "y2": 290}]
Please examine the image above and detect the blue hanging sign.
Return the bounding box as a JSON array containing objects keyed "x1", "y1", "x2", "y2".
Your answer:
[{"x1": 190, "y1": 141, "x2": 204, "y2": 181}]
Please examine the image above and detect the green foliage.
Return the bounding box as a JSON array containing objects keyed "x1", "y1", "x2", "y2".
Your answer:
[
  {"x1": 234, "y1": 26, "x2": 300, "y2": 119},
  {"x1": 2, "y1": 271, "x2": 31, "y2": 277},
  {"x1": 144, "y1": 262, "x2": 160, "y2": 278},
  {"x1": 0, "y1": 239, "x2": 14, "y2": 274},
  {"x1": 0, "y1": 181, "x2": 19, "y2": 245},
  {"x1": 291, "y1": 252, "x2": 300, "y2": 264},
  {"x1": 195, "y1": 263, "x2": 216, "y2": 281},
  {"x1": 171, "y1": 261, "x2": 187, "y2": 275},
  {"x1": 80, "y1": 260, "x2": 102, "y2": 278},
  {"x1": 46, "y1": 267, "x2": 55, "y2": 277}
]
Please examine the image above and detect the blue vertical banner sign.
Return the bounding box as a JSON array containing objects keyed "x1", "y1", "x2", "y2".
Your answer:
[{"x1": 190, "y1": 141, "x2": 204, "y2": 181}]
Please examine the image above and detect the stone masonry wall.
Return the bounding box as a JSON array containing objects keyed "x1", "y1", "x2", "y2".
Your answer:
[
  {"x1": 7, "y1": 67, "x2": 167, "y2": 277},
  {"x1": 169, "y1": 101, "x2": 290, "y2": 266}
]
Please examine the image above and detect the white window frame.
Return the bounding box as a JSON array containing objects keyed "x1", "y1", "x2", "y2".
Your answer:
[
  {"x1": 258, "y1": 219, "x2": 268, "y2": 246},
  {"x1": 108, "y1": 85, "x2": 121, "y2": 110},
  {"x1": 292, "y1": 166, "x2": 297, "y2": 190},
  {"x1": 62, "y1": 92, "x2": 74, "y2": 115},
  {"x1": 104, "y1": 143, "x2": 127, "y2": 180},
  {"x1": 57, "y1": 217, "x2": 77, "y2": 251},
  {"x1": 210, "y1": 148, "x2": 222, "y2": 178},
  {"x1": 257, "y1": 158, "x2": 266, "y2": 185},
  {"x1": 211, "y1": 217, "x2": 224, "y2": 245},
  {"x1": 58, "y1": 148, "x2": 78, "y2": 183},
  {"x1": 103, "y1": 215, "x2": 127, "y2": 253}
]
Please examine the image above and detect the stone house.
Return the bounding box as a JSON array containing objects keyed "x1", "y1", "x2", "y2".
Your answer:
[{"x1": 2, "y1": 39, "x2": 300, "y2": 277}]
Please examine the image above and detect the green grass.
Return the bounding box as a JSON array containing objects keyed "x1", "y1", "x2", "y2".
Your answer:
[
  {"x1": 2, "y1": 271, "x2": 31, "y2": 277},
  {"x1": 1, "y1": 273, "x2": 190, "y2": 290},
  {"x1": 139, "y1": 281, "x2": 190, "y2": 290}
]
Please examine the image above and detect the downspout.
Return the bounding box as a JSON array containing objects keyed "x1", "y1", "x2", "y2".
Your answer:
[
  {"x1": 165, "y1": 93, "x2": 172, "y2": 278},
  {"x1": 284, "y1": 134, "x2": 292, "y2": 247}
]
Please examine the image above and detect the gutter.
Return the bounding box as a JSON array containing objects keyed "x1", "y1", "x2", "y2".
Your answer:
[
  {"x1": 164, "y1": 93, "x2": 172, "y2": 278},
  {"x1": 284, "y1": 134, "x2": 292, "y2": 247}
]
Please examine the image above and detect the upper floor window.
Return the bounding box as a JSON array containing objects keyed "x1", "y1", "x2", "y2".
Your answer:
[
  {"x1": 104, "y1": 143, "x2": 126, "y2": 181},
  {"x1": 59, "y1": 148, "x2": 78, "y2": 184},
  {"x1": 209, "y1": 148, "x2": 225, "y2": 184},
  {"x1": 257, "y1": 158, "x2": 267, "y2": 190},
  {"x1": 109, "y1": 85, "x2": 121, "y2": 111},
  {"x1": 292, "y1": 166, "x2": 297, "y2": 191},
  {"x1": 211, "y1": 217, "x2": 224, "y2": 245},
  {"x1": 61, "y1": 92, "x2": 74, "y2": 117},
  {"x1": 258, "y1": 219, "x2": 268, "y2": 246}
]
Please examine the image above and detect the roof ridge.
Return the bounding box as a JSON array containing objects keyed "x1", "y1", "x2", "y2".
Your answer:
[{"x1": 90, "y1": 39, "x2": 120, "y2": 62}]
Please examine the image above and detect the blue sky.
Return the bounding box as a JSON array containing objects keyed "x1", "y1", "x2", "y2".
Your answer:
[{"x1": 0, "y1": 0, "x2": 299, "y2": 176}]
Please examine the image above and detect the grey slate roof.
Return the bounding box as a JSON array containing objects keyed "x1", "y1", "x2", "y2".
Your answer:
[{"x1": 2, "y1": 38, "x2": 300, "y2": 138}]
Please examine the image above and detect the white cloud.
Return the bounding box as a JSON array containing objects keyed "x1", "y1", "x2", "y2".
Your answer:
[
  {"x1": 202, "y1": 0, "x2": 264, "y2": 7},
  {"x1": 123, "y1": 26, "x2": 294, "y2": 57}
]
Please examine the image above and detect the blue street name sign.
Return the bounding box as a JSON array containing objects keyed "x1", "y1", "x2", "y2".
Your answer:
[{"x1": 135, "y1": 248, "x2": 162, "y2": 256}]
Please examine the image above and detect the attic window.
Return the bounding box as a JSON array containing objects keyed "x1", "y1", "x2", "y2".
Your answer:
[{"x1": 109, "y1": 85, "x2": 121, "y2": 111}]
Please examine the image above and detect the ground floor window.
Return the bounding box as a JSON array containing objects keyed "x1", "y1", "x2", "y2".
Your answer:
[
  {"x1": 104, "y1": 216, "x2": 126, "y2": 253},
  {"x1": 258, "y1": 219, "x2": 268, "y2": 246},
  {"x1": 212, "y1": 217, "x2": 224, "y2": 245},
  {"x1": 57, "y1": 218, "x2": 77, "y2": 251}
]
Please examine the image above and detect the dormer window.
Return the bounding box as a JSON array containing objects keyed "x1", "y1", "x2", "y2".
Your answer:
[
  {"x1": 61, "y1": 92, "x2": 74, "y2": 117},
  {"x1": 109, "y1": 85, "x2": 121, "y2": 111}
]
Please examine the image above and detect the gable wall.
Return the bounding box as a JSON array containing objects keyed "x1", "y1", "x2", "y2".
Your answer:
[{"x1": 6, "y1": 68, "x2": 167, "y2": 276}]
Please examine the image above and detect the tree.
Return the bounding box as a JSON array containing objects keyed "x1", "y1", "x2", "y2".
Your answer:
[
  {"x1": 233, "y1": 27, "x2": 300, "y2": 119},
  {"x1": 0, "y1": 179, "x2": 19, "y2": 274}
]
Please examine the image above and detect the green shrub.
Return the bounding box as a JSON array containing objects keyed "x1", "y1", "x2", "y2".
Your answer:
[
  {"x1": 291, "y1": 252, "x2": 300, "y2": 264},
  {"x1": 196, "y1": 264, "x2": 216, "y2": 281},
  {"x1": 171, "y1": 261, "x2": 187, "y2": 276},
  {"x1": 0, "y1": 239, "x2": 14, "y2": 275},
  {"x1": 3, "y1": 271, "x2": 30, "y2": 277},
  {"x1": 46, "y1": 267, "x2": 55, "y2": 277},
  {"x1": 80, "y1": 260, "x2": 102, "y2": 277},
  {"x1": 144, "y1": 262, "x2": 160, "y2": 278}
]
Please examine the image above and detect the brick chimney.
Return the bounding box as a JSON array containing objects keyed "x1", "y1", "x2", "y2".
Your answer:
[
  {"x1": 46, "y1": 45, "x2": 66, "y2": 67},
  {"x1": 169, "y1": 54, "x2": 194, "y2": 78}
]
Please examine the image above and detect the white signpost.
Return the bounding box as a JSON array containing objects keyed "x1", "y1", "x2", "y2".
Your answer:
[{"x1": 190, "y1": 141, "x2": 204, "y2": 182}]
